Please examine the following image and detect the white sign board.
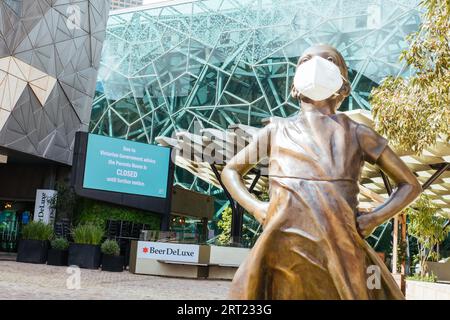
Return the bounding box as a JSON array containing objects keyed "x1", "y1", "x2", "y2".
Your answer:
[
  {"x1": 33, "y1": 189, "x2": 57, "y2": 225},
  {"x1": 137, "y1": 241, "x2": 200, "y2": 263}
]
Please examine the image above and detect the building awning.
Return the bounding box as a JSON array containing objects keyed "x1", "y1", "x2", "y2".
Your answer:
[{"x1": 156, "y1": 109, "x2": 450, "y2": 217}]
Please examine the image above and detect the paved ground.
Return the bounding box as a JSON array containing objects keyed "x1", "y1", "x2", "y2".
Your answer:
[{"x1": 0, "y1": 261, "x2": 230, "y2": 300}]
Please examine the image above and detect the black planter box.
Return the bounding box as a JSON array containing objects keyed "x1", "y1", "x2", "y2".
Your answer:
[
  {"x1": 102, "y1": 255, "x2": 124, "y2": 272},
  {"x1": 47, "y1": 249, "x2": 68, "y2": 266},
  {"x1": 16, "y1": 240, "x2": 48, "y2": 264},
  {"x1": 68, "y1": 243, "x2": 101, "y2": 269}
]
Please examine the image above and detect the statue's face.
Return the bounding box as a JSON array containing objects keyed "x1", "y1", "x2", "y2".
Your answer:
[
  {"x1": 293, "y1": 45, "x2": 350, "y2": 106},
  {"x1": 298, "y1": 46, "x2": 348, "y2": 79}
]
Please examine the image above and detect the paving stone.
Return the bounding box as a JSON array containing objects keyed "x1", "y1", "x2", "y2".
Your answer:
[{"x1": 0, "y1": 261, "x2": 230, "y2": 300}]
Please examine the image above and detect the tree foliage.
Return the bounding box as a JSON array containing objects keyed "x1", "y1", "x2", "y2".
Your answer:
[
  {"x1": 407, "y1": 194, "x2": 450, "y2": 276},
  {"x1": 370, "y1": 0, "x2": 450, "y2": 153},
  {"x1": 217, "y1": 206, "x2": 232, "y2": 246}
]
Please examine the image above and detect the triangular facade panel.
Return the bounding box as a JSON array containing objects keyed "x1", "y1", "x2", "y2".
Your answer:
[{"x1": 0, "y1": 0, "x2": 109, "y2": 164}]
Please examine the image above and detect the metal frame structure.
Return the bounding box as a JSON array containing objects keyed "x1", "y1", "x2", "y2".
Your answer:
[{"x1": 90, "y1": 0, "x2": 422, "y2": 195}]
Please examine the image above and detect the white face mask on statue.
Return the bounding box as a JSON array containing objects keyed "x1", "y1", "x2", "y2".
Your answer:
[{"x1": 293, "y1": 56, "x2": 345, "y2": 101}]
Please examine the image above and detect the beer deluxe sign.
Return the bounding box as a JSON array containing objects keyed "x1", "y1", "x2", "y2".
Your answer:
[{"x1": 137, "y1": 241, "x2": 200, "y2": 263}]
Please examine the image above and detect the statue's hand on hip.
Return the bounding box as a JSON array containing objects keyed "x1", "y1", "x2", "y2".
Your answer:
[
  {"x1": 252, "y1": 201, "x2": 269, "y2": 226},
  {"x1": 356, "y1": 213, "x2": 380, "y2": 238}
]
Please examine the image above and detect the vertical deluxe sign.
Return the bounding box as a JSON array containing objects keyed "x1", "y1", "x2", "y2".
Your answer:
[{"x1": 33, "y1": 189, "x2": 57, "y2": 225}]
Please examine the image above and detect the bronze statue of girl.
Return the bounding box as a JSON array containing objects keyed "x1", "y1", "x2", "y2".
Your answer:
[{"x1": 221, "y1": 44, "x2": 421, "y2": 299}]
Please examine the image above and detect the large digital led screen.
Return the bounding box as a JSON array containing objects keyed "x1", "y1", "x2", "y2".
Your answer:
[{"x1": 82, "y1": 134, "x2": 171, "y2": 198}]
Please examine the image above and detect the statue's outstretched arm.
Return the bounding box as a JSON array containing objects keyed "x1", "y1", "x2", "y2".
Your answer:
[{"x1": 357, "y1": 145, "x2": 422, "y2": 238}]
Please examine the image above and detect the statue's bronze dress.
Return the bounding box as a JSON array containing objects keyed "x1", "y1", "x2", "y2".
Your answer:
[{"x1": 229, "y1": 112, "x2": 404, "y2": 300}]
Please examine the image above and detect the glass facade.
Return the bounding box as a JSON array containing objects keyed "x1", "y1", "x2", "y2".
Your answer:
[
  {"x1": 110, "y1": 0, "x2": 144, "y2": 10},
  {"x1": 90, "y1": 0, "x2": 421, "y2": 200}
]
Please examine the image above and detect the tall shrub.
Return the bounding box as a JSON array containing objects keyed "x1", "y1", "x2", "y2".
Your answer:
[{"x1": 407, "y1": 194, "x2": 450, "y2": 276}]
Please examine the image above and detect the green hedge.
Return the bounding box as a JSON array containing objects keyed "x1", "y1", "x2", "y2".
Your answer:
[{"x1": 74, "y1": 198, "x2": 161, "y2": 230}]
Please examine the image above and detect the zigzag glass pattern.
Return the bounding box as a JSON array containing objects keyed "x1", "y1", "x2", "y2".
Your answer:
[
  {"x1": 90, "y1": 0, "x2": 422, "y2": 247},
  {"x1": 91, "y1": 2, "x2": 422, "y2": 247},
  {"x1": 91, "y1": 0, "x2": 421, "y2": 194}
]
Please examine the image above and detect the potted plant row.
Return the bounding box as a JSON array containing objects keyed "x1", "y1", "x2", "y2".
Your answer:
[
  {"x1": 101, "y1": 239, "x2": 124, "y2": 272},
  {"x1": 47, "y1": 237, "x2": 69, "y2": 266},
  {"x1": 16, "y1": 221, "x2": 127, "y2": 273},
  {"x1": 17, "y1": 221, "x2": 53, "y2": 264},
  {"x1": 68, "y1": 223, "x2": 104, "y2": 269}
]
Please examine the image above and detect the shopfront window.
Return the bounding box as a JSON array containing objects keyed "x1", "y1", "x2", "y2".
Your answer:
[{"x1": 0, "y1": 201, "x2": 33, "y2": 252}]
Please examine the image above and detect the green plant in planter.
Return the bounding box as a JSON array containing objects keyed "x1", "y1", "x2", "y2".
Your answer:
[
  {"x1": 51, "y1": 237, "x2": 69, "y2": 251},
  {"x1": 72, "y1": 224, "x2": 104, "y2": 245},
  {"x1": 101, "y1": 239, "x2": 120, "y2": 256},
  {"x1": 21, "y1": 221, "x2": 53, "y2": 241}
]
